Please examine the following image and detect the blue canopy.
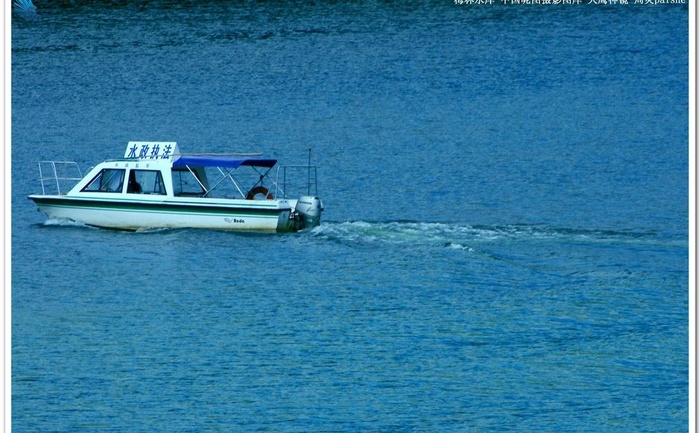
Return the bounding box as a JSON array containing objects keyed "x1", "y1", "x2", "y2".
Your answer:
[{"x1": 172, "y1": 155, "x2": 277, "y2": 169}]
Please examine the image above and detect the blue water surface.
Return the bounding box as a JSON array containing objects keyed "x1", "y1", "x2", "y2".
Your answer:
[{"x1": 12, "y1": 1, "x2": 688, "y2": 432}]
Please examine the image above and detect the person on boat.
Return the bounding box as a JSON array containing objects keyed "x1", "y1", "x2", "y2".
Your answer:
[{"x1": 127, "y1": 171, "x2": 142, "y2": 193}]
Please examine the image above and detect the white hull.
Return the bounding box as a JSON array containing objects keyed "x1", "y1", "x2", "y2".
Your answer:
[{"x1": 30, "y1": 195, "x2": 296, "y2": 232}]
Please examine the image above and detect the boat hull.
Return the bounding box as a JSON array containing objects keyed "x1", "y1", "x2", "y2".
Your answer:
[{"x1": 29, "y1": 195, "x2": 297, "y2": 232}]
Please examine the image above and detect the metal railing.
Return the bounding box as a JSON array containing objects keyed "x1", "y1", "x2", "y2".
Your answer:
[
  {"x1": 274, "y1": 165, "x2": 319, "y2": 199},
  {"x1": 36, "y1": 161, "x2": 83, "y2": 195}
]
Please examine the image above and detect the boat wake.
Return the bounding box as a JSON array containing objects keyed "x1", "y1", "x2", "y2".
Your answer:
[
  {"x1": 37, "y1": 218, "x2": 682, "y2": 251},
  {"x1": 310, "y1": 221, "x2": 477, "y2": 251},
  {"x1": 40, "y1": 218, "x2": 179, "y2": 234},
  {"x1": 41, "y1": 218, "x2": 92, "y2": 229},
  {"x1": 310, "y1": 221, "x2": 678, "y2": 250}
]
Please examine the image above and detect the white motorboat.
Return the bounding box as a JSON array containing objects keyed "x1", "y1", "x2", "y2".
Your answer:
[{"x1": 28, "y1": 141, "x2": 324, "y2": 232}]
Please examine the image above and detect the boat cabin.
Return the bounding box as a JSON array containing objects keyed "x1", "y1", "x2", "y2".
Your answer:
[{"x1": 59, "y1": 142, "x2": 298, "y2": 201}]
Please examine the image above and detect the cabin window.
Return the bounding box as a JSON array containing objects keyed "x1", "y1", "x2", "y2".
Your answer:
[
  {"x1": 172, "y1": 169, "x2": 206, "y2": 197},
  {"x1": 127, "y1": 170, "x2": 166, "y2": 195},
  {"x1": 82, "y1": 169, "x2": 125, "y2": 193}
]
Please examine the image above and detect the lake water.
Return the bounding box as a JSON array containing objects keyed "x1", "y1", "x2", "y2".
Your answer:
[{"x1": 11, "y1": 1, "x2": 689, "y2": 431}]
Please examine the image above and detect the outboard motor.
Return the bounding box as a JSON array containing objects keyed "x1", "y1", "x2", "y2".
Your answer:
[{"x1": 294, "y1": 195, "x2": 323, "y2": 229}]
